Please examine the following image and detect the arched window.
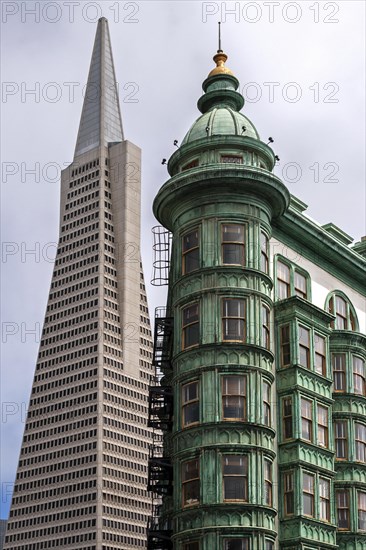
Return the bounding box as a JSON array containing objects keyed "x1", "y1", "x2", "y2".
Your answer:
[{"x1": 325, "y1": 291, "x2": 359, "y2": 331}]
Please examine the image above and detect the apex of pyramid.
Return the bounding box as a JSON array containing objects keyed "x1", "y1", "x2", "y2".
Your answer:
[{"x1": 74, "y1": 17, "x2": 124, "y2": 158}]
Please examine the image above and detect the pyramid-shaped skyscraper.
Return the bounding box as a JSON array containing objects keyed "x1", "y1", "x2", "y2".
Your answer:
[{"x1": 4, "y1": 18, "x2": 154, "y2": 549}]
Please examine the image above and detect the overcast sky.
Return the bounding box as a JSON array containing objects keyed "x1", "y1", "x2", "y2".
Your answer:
[{"x1": 1, "y1": 1, "x2": 365, "y2": 519}]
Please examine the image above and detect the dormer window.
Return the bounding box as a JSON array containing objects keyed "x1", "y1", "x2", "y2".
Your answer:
[{"x1": 220, "y1": 155, "x2": 243, "y2": 164}]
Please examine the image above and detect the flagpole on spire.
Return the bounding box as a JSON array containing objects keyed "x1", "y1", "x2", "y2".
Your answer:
[{"x1": 218, "y1": 21, "x2": 222, "y2": 52}]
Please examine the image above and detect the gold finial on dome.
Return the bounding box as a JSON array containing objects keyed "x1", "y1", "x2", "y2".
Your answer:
[{"x1": 208, "y1": 22, "x2": 234, "y2": 77}]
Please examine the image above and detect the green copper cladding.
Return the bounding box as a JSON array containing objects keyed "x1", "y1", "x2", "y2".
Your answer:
[{"x1": 150, "y1": 44, "x2": 366, "y2": 550}]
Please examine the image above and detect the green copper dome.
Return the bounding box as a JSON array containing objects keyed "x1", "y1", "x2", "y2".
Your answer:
[
  {"x1": 181, "y1": 106, "x2": 259, "y2": 145},
  {"x1": 181, "y1": 50, "x2": 260, "y2": 146}
]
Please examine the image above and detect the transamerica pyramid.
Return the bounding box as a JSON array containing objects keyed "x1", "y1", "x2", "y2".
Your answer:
[{"x1": 4, "y1": 18, "x2": 154, "y2": 549}]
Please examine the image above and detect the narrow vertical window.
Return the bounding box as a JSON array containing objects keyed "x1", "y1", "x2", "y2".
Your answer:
[
  {"x1": 353, "y1": 356, "x2": 366, "y2": 396},
  {"x1": 333, "y1": 353, "x2": 346, "y2": 391},
  {"x1": 222, "y1": 299, "x2": 245, "y2": 342},
  {"x1": 222, "y1": 224, "x2": 245, "y2": 266},
  {"x1": 222, "y1": 376, "x2": 246, "y2": 420},
  {"x1": 223, "y1": 455, "x2": 248, "y2": 501},
  {"x1": 303, "y1": 473, "x2": 314, "y2": 517},
  {"x1": 301, "y1": 398, "x2": 313, "y2": 442},
  {"x1": 334, "y1": 420, "x2": 348, "y2": 459},
  {"x1": 262, "y1": 304, "x2": 270, "y2": 349},
  {"x1": 355, "y1": 423, "x2": 366, "y2": 462},
  {"x1": 182, "y1": 304, "x2": 199, "y2": 349},
  {"x1": 358, "y1": 491, "x2": 366, "y2": 530},
  {"x1": 334, "y1": 295, "x2": 347, "y2": 329},
  {"x1": 182, "y1": 459, "x2": 200, "y2": 507},
  {"x1": 224, "y1": 539, "x2": 249, "y2": 550},
  {"x1": 336, "y1": 490, "x2": 350, "y2": 530},
  {"x1": 284, "y1": 471, "x2": 294, "y2": 515},
  {"x1": 263, "y1": 381, "x2": 271, "y2": 427},
  {"x1": 299, "y1": 325, "x2": 310, "y2": 369},
  {"x1": 319, "y1": 478, "x2": 330, "y2": 521},
  {"x1": 264, "y1": 459, "x2": 272, "y2": 506},
  {"x1": 283, "y1": 397, "x2": 293, "y2": 439},
  {"x1": 260, "y1": 231, "x2": 269, "y2": 273},
  {"x1": 265, "y1": 541, "x2": 274, "y2": 550},
  {"x1": 182, "y1": 381, "x2": 199, "y2": 427},
  {"x1": 314, "y1": 334, "x2": 326, "y2": 376},
  {"x1": 294, "y1": 270, "x2": 307, "y2": 299},
  {"x1": 182, "y1": 229, "x2": 199, "y2": 274},
  {"x1": 277, "y1": 261, "x2": 290, "y2": 299},
  {"x1": 317, "y1": 405, "x2": 328, "y2": 448},
  {"x1": 280, "y1": 325, "x2": 291, "y2": 367}
]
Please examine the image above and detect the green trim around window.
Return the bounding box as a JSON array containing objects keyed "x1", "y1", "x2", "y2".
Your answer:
[{"x1": 274, "y1": 254, "x2": 312, "y2": 302}]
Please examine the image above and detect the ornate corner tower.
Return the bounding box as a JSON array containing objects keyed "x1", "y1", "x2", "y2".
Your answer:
[{"x1": 150, "y1": 47, "x2": 290, "y2": 550}]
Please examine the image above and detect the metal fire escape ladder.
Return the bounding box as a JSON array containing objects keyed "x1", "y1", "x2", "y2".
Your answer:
[{"x1": 147, "y1": 307, "x2": 174, "y2": 550}]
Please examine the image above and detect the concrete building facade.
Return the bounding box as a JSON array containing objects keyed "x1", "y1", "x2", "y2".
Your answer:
[
  {"x1": 4, "y1": 18, "x2": 154, "y2": 550},
  {"x1": 148, "y1": 47, "x2": 366, "y2": 550}
]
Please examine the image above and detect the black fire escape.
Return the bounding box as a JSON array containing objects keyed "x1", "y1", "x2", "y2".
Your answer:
[{"x1": 147, "y1": 307, "x2": 173, "y2": 550}]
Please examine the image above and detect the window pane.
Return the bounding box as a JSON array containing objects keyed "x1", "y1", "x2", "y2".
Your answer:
[
  {"x1": 335, "y1": 420, "x2": 347, "y2": 459},
  {"x1": 299, "y1": 326, "x2": 310, "y2": 346},
  {"x1": 332, "y1": 353, "x2": 346, "y2": 391},
  {"x1": 353, "y1": 356, "x2": 365, "y2": 395},
  {"x1": 222, "y1": 300, "x2": 245, "y2": 341},
  {"x1": 223, "y1": 396, "x2": 245, "y2": 420},
  {"x1": 294, "y1": 271, "x2": 307, "y2": 298},
  {"x1": 223, "y1": 299, "x2": 245, "y2": 318},
  {"x1": 301, "y1": 399, "x2": 312, "y2": 441},
  {"x1": 222, "y1": 376, "x2": 246, "y2": 421},
  {"x1": 303, "y1": 473, "x2": 314, "y2": 516},
  {"x1": 224, "y1": 539, "x2": 249, "y2": 550},
  {"x1": 183, "y1": 304, "x2": 199, "y2": 349},
  {"x1": 336, "y1": 490, "x2": 349, "y2": 529},
  {"x1": 358, "y1": 492, "x2": 366, "y2": 530},
  {"x1": 183, "y1": 304, "x2": 199, "y2": 325},
  {"x1": 280, "y1": 325, "x2": 291, "y2": 367},
  {"x1": 183, "y1": 230, "x2": 199, "y2": 274},
  {"x1": 183, "y1": 382, "x2": 199, "y2": 427},
  {"x1": 223, "y1": 376, "x2": 245, "y2": 395},
  {"x1": 278, "y1": 261, "x2": 290, "y2": 282},
  {"x1": 261, "y1": 232, "x2": 269, "y2": 273},
  {"x1": 355, "y1": 423, "x2": 366, "y2": 462},
  {"x1": 336, "y1": 296, "x2": 347, "y2": 316},
  {"x1": 223, "y1": 455, "x2": 247, "y2": 475},
  {"x1": 283, "y1": 397, "x2": 293, "y2": 439},
  {"x1": 184, "y1": 324, "x2": 199, "y2": 348},
  {"x1": 223, "y1": 455, "x2": 247, "y2": 501},
  {"x1": 182, "y1": 459, "x2": 199, "y2": 506},
  {"x1": 184, "y1": 249, "x2": 200, "y2": 273},
  {"x1": 183, "y1": 230, "x2": 198, "y2": 252},
  {"x1": 182, "y1": 460, "x2": 199, "y2": 481},
  {"x1": 222, "y1": 225, "x2": 244, "y2": 242},
  {"x1": 284, "y1": 471, "x2": 294, "y2": 515},
  {"x1": 317, "y1": 405, "x2": 328, "y2": 447},
  {"x1": 183, "y1": 382, "x2": 198, "y2": 402},
  {"x1": 223, "y1": 244, "x2": 244, "y2": 265}
]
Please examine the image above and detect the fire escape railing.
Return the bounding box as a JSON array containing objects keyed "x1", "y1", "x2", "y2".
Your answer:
[{"x1": 147, "y1": 307, "x2": 173, "y2": 550}]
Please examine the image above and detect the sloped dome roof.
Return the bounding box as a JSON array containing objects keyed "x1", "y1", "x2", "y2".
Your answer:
[{"x1": 182, "y1": 106, "x2": 259, "y2": 145}]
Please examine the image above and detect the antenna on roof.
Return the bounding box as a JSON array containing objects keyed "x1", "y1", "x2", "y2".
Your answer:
[{"x1": 218, "y1": 22, "x2": 222, "y2": 52}]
